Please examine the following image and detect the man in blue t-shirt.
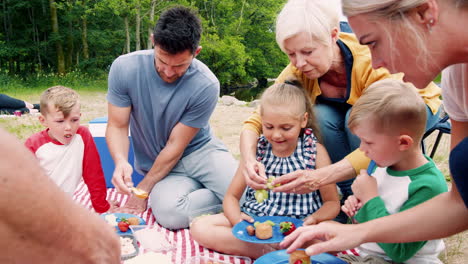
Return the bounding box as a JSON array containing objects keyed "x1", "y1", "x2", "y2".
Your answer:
[{"x1": 106, "y1": 6, "x2": 237, "y2": 229}]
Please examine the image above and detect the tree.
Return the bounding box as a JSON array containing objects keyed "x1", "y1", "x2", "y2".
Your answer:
[{"x1": 49, "y1": 0, "x2": 66, "y2": 74}]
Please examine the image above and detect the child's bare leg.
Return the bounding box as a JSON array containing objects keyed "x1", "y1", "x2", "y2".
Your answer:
[{"x1": 190, "y1": 213, "x2": 277, "y2": 259}]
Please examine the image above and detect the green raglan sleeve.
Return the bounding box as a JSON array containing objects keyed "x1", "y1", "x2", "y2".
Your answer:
[
  {"x1": 355, "y1": 165, "x2": 448, "y2": 263},
  {"x1": 355, "y1": 196, "x2": 428, "y2": 263}
]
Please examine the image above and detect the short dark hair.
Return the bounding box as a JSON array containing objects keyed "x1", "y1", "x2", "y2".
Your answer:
[{"x1": 153, "y1": 6, "x2": 202, "y2": 54}]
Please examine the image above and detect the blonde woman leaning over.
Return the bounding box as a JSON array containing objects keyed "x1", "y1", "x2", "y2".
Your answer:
[{"x1": 281, "y1": 0, "x2": 468, "y2": 257}]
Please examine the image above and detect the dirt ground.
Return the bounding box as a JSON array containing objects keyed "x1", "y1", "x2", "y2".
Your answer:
[{"x1": 6, "y1": 91, "x2": 467, "y2": 263}]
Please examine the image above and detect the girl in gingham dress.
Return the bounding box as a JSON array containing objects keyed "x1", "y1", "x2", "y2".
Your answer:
[{"x1": 191, "y1": 82, "x2": 341, "y2": 259}]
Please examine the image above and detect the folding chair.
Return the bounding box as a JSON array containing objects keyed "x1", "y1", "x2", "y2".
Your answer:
[{"x1": 422, "y1": 106, "x2": 452, "y2": 158}]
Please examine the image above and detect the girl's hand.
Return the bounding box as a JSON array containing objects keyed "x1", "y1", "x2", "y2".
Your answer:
[
  {"x1": 351, "y1": 170, "x2": 378, "y2": 204},
  {"x1": 239, "y1": 212, "x2": 254, "y2": 223},
  {"x1": 241, "y1": 158, "x2": 267, "y2": 190},
  {"x1": 303, "y1": 215, "x2": 318, "y2": 226}
]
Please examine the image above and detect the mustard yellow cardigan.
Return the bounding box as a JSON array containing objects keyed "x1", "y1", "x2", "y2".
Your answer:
[{"x1": 243, "y1": 32, "x2": 441, "y2": 174}]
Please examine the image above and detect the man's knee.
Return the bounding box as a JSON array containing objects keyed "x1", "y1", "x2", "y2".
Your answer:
[{"x1": 150, "y1": 194, "x2": 190, "y2": 230}]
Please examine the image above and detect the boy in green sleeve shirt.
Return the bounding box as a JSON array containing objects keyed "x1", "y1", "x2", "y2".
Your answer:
[{"x1": 341, "y1": 79, "x2": 447, "y2": 264}]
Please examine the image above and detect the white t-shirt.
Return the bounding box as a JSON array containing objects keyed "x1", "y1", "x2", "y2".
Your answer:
[{"x1": 441, "y1": 63, "x2": 468, "y2": 121}]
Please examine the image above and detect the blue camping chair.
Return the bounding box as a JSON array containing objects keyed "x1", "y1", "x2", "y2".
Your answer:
[{"x1": 422, "y1": 106, "x2": 452, "y2": 158}]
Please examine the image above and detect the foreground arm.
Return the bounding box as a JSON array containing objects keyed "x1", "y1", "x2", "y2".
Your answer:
[
  {"x1": 280, "y1": 120, "x2": 468, "y2": 255},
  {"x1": 0, "y1": 129, "x2": 120, "y2": 264}
]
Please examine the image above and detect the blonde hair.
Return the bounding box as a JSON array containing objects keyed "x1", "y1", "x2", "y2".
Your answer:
[
  {"x1": 259, "y1": 81, "x2": 321, "y2": 140},
  {"x1": 342, "y1": 0, "x2": 468, "y2": 70},
  {"x1": 40, "y1": 86, "x2": 80, "y2": 118},
  {"x1": 276, "y1": 0, "x2": 340, "y2": 52},
  {"x1": 348, "y1": 79, "x2": 427, "y2": 141}
]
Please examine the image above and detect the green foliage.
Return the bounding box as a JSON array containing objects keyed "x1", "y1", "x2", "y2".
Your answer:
[
  {"x1": 0, "y1": 71, "x2": 107, "y2": 93},
  {"x1": 1, "y1": 0, "x2": 288, "y2": 91}
]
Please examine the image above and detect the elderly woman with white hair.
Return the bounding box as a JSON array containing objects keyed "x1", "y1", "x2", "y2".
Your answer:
[{"x1": 240, "y1": 0, "x2": 442, "y2": 223}]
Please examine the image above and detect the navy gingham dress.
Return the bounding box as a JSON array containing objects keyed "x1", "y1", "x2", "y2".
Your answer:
[{"x1": 242, "y1": 128, "x2": 323, "y2": 219}]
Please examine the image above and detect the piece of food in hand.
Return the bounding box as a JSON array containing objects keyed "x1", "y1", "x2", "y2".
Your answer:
[
  {"x1": 255, "y1": 176, "x2": 282, "y2": 203},
  {"x1": 118, "y1": 218, "x2": 130, "y2": 232},
  {"x1": 246, "y1": 225, "x2": 255, "y2": 236},
  {"x1": 131, "y1": 187, "x2": 149, "y2": 199},
  {"x1": 254, "y1": 189, "x2": 268, "y2": 203},
  {"x1": 127, "y1": 217, "x2": 140, "y2": 226},
  {"x1": 279, "y1": 221, "x2": 296, "y2": 236},
  {"x1": 265, "y1": 176, "x2": 281, "y2": 189},
  {"x1": 289, "y1": 250, "x2": 311, "y2": 264},
  {"x1": 255, "y1": 223, "x2": 273, "y2": 240}
]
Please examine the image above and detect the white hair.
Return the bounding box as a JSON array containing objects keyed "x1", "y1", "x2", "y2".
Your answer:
[{"x1": 276, "y1": 0, "x2": 341, "y2": 52}]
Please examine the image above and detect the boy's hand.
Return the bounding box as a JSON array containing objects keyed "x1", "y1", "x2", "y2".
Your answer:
[
  {"x1": 111, "y1": 161, "x2": 134, "y2": 195},
  {"x1": 351, "y1": 170, "x2": 378, "y2": 204},
  {"x1": 341, "y1": 195, "x2": 361, "y2": 222},
  {"x1": 303, "y1": 215, "x2": 318, "y2": 225}
]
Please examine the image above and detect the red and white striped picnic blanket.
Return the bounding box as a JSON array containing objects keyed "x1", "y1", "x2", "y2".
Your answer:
[
  {"x1": 73, "y1": 181, "x2": 252, "y2": 264},
  {"x1": 73, "y1": 181, "x2": 357, "y2": 263}
]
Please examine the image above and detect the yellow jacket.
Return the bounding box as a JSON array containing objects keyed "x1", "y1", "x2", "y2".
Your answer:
[{"x1": 243, "y1": 32, "x2": 441, "y2": 174}]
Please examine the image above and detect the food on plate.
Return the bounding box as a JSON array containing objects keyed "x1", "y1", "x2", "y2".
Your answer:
[
  {"x1": 279, "y1": 221, "x2": 296, "y2": 236},
  {"x1": 255, "y1": 223, "x2": 273, "y2": 240},
  {"x1": 120, "y1": 236, "x2": 136, "y2": 255},
  {"x1": 118, "y1": 218, "x2": 130, "y2": 232},
  {"x1": 254, "y1": 176, "x2": 281, "y2": 203},
  {"x1": 104, "y1": 214, "x2": 118, "y2": 226},
  {"x1": 127, "y1": 217, "x2": 140, "y2": 226},
  {"x1": 289, "y1": 250, "x2": 311, "y2": 264},
  {"x1": 246, "y1": 225, "x2": 255, "y2": 236},
  {"x1": 253, "y1": 220, "x2": 275, "y2": 228}
]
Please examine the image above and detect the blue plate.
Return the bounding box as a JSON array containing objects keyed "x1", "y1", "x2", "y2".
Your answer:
[
  {"x1": 255, "y1": 249, "x2": 347, "y2": 264},
  {"x1": 232, "y1": 216, "x2": 303, "y2": 244},
  {"x1": 101, "y1": 213, "x2": 146, "y2": 235}
]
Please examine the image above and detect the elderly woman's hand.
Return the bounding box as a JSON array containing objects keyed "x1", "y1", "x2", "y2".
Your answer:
[
  {"x1": 241, "y1": 157, "x2": 267, "y2": 190},
  {"x1": 272, "y1": 169, "x2": 323, "y2": 194}
]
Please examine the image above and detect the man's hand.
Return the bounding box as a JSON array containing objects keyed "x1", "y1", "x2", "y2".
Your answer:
[
  {"x1": 272, "y1": 170, "x2": 320, "y2": 194},
  {"x1": 111, "y1": 161, "x2": 134, "y2": 195},
  {"x1": 241, "y1": 158, "x2": 267, "y2": 190},
  {"x1": 351, "y1": 170, "x2": 378, "y2": 204},
  {"x1": 280, "y1": 221, "x2": 366, "y2": 256},
  {"x1": 110, "y1": 194, "x2": 147, "y2": 215}
]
